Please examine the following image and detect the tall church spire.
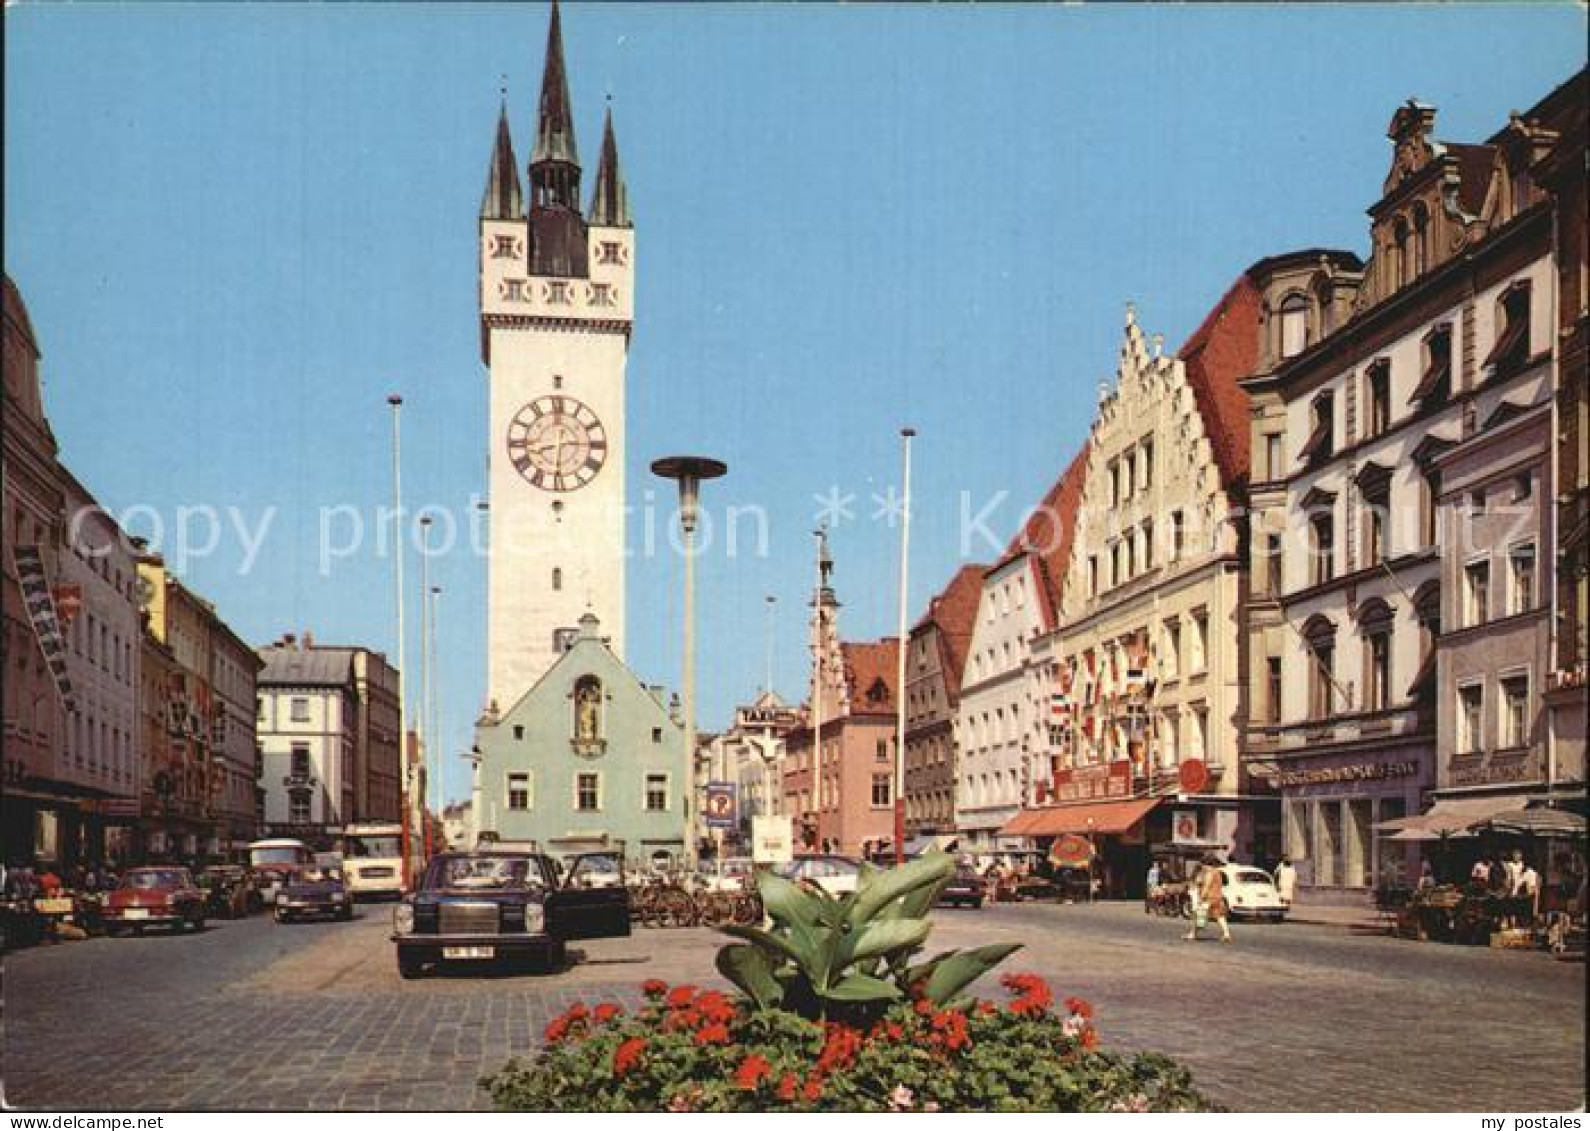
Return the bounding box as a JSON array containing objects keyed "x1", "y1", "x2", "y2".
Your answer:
[
  {"x1": 588, "y1": 105, "x2": 632, "y2": 228},
  {"x1": 481, "y1": 96, "x2": 523, "y2": 221},
  {"x1": 532, "y1": 0, "x2": 579, "y2": 170},
  {"x1": 527, "y1": 0, "x2": 588, "y2": 277}
]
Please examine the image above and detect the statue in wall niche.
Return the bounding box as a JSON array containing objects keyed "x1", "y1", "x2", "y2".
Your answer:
[{"x1": 575, "y1": 679, "x2": 601, "y2": 744}]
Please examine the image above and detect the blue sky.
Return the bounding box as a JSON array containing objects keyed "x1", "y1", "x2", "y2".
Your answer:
[{"x1": 6, "y1": 3, "x2": 1583, "y2": 804}]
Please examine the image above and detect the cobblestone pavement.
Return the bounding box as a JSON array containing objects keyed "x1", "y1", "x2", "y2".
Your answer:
[{"x1": 3, "y1": 900, "x2": 1582, "y2": 1112}]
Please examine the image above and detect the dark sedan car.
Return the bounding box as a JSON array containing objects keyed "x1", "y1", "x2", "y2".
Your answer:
[
  {"x1": 391, "y1": 850, "x2": 630, "y2": 979},
  {"x1": 936, "y1": 867, "x2": 987, "y2": 909},
  {"x1": 274, "y1": 865, "x2": 354, "y2": 923}
]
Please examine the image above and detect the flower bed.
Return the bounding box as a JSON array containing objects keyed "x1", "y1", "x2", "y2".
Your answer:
[{"x1": 481, "y1": 975, "x2": 1217, "y2": 1112}]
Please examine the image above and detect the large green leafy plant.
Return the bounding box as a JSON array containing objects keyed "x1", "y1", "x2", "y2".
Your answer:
[{"x1": 715, "y1": 852, "x2": 1019, "y2": 1020}]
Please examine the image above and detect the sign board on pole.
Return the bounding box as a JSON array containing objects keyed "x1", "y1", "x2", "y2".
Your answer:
[
  {"x1": 1171, "y1": 810, "x2": 1199, "y2": 844},
  {"x1": 703, "y1": 782, "x2": 738, "y2": 830},
  {"x1": 751, "y1": 815, "x2": 793, "y2": 865}
]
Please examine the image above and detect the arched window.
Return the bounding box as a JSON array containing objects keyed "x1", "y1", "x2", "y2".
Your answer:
[
  {"x1": 1393, "y1": 217, "x2": 1411, "y2": 287},
  {"x1": 1411, "y1": 203, "x2": 1430, "y2": 276},
  {"x1": 1279, "y1": 293, "x2": 1309, "y2": 359},
  {"x1": 1312, "y1": 274, "x2": 1336, "y2": 338},
  {"x1": 1355, "y1": 598, "x2": 1395, "y2": 713},
  {"x1": 1301, "y1": 614, "x2": 1338, "y2": 719}
]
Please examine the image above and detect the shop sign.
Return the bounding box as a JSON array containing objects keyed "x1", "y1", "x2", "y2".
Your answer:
[
  {"x1": 703, "y1": 782, "x2": 738, "y2": 829},
  {"x1": 751, "y1": 815, "x2": 793, "y2": 865},
  {"x1": 1052, "y1": 761, "x2": 1130, "y2": 802},
  {"x1": 1178, "y1": 759, "x2": 1209, "y2": 794},
  {"x1": 1450, "y1": 760, "x2": 1536, "y2": 787},
  {"x1": 1171, "y1": 810, "x2": 1200, "y2": 844},
  {"x1": 1268, "y1": 760, "x2": 1420, "y2": 789},
  {"x1": 1049, "y1": 833, "x2": 1094, "y2": 868}
]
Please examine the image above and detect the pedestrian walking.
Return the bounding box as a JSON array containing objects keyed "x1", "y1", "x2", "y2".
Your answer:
[
  {"x1": 1274, "y1": 856, "x2": 1297, "y2": 909},
  {"x1": 1145, "y1": 860, "x2": 1162, "y2": 914},
  {"x1": 1418, "y1": 859, "x2": 1436, "y2": 890},
  {"x1": 1184, "y1": 856, "x2": 1232, "y2": 943}
]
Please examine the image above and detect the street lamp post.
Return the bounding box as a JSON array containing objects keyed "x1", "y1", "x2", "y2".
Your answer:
[
  {"x1": 430, "y1": 583, "x2": 443, "y2": 850},
  {"x1": 418, "y1": 515, "x2": 433, "y2": 860},
  {"x1": 894, "y1": 427, "x2": 915, "y2": 865},
  {"x1": 386, "y1": 393, "x2": 413, "y2": 888},
  {"x1": 652, "y1": 455, "x2": 727, "y2": 873}
]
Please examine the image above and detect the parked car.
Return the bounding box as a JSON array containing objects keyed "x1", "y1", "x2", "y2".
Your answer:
[
  {"x1": 937, "y1": 867, "x2": 986, "y2": 909},
  {"x1": 1220, "y1": 864, "x2": 1288, "y2": 922},
  {"x1": 699, "y1": 857, "x2": 756, "y2": 893},
  {"x1": 775, "y1": 854, "x2": 864, "y2": 896},
  {"x1": 196, "y1": 866, "x2": 256, "y2": 919},
  {"x1": 103, "y1": 867, "x2": 206, "y2": 935},
  {"x1": 274, "y1": 865, "x2": 354, "y2": 923},
  {"x1": 391, "y1": 850, "x2": 630, "y2": 979}
]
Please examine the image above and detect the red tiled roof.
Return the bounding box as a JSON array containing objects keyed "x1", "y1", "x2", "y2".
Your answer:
[
  {"x1": 1177, "y1": 274, "x2": 1262, "y2": 492},
  {"x1": 913, "y1": 563, "x2": 985, "y2": 705},
  {"x1": 1000, "y1": 448, "x2": 1090, "y2": 628},
  {"x1": 840, "y1": 639, "x2": 900, "y2": 714}
]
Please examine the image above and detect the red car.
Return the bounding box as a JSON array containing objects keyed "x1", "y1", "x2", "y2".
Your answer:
[{"x1": 104, "y1": 866, "x2": 206, "y2": 935}]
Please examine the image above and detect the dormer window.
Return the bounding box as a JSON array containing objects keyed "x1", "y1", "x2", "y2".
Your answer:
[
  {"x1": 1484, "y1": 280, "x2": 1532, "y2": 378},
  {"x1": 1298, "y1": 391, "x2": 1335, "y2": 467},
  {"x1": 1279, "y1": 293, "x2": 1309, "y2": 359},
  {"x1": 1409, "y1": 324, "x2": 1453, "y2": 408}
]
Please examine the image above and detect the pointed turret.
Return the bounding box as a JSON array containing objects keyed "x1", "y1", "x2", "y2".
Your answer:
[
  {"x1": 588, "y1": 106, "x2": 632, "y2": 228},
  {"x1": 480, "y1": 98, "x2": 523, "y2": 221},
  {"x1": 527, "y1": 0, "x2": 588, "y2": 277},
  {"x1": 532, "y1": 0, "x2": 579, "y2": 169}
]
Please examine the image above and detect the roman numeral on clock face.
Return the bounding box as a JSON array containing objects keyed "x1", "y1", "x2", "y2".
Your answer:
[{"x1": 506, "y1": 394, "x2": 608, "y2": 493}]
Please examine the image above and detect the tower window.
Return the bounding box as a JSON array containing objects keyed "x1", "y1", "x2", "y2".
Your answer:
[
  {"x1": 552, "y1": 500, "x2": 565, "y2": 520},
  {"x1": 492, "y1": 235, "x2": 516, "y2": 259},
  {"x1": 552, "y1": 567, "x2": 563, "y2": 591},
  {"x1": 546, "y1": 280, "x2": 572, "y2": 305},
  {"x1": 553, "y1": 374, "x2": 564, "y2": 389},
  {"x1": 598, "y1": 241, "x2": 623, "y2": 265},
  {"x1": 504, "y1": 279, "x2": 525, "y2": 302},
  {"x1": 590, "y1": 283, "x2": 615, "y2": 308}
]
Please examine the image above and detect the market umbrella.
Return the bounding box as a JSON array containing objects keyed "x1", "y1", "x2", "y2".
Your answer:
[{"x1": 1480, "y1": 808, "x2": 1586, "y2": 838}]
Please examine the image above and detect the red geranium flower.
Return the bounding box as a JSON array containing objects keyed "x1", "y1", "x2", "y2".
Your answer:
[
  {"x1": 776, "y1": 1073, "x2": 800, "y2": 1102},
  {"x1": 914, "y1": 999, "x2": 935, "y2": 1017},
  {"x1": 1081, "y1": 1027, "x2": 1099, "y2": 1051},
  {"x1": 642, "y1": 979, "x2": 668, "y2": 998},
  {"x1": 693, "y1": 989, "x2": 736, "y2": 1023},
  {"x1": 928, "y1": 1009, "x2": 970, "y2": 1052},
  {"x1": 694, "y1": 1022, "x2": 732, "y2": 1046},
  {"x1": 816, "y1": 1023, "x2": 863, "y2": 1072},
  {"x1": 1064, "y1": 996, "x2": 1094, "y2": 1020},
  {"x1": 1001, "y1": 972, "x2": 1054, "y2": 1017},
  {"x1": 802, "y1": 1076, "x2": 824, "y2": 1103},
  {"x1": 665, "y1": 984, "x2": 699, "y2": 1009},
  {"x1": 734, "y1": 1054, "x2": 773, "y2": 1090},
  {"x1": 593, "y1": 1003, "x2": 623, "y2": 1024},
  {"x1": 613, "y1": 1037, "x2": 647, "y2": 1077}
]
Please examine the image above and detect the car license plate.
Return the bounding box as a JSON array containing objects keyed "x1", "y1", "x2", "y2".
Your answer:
[
  {"x1": 124, "y1": 908, "x2": 149, "y2": 920},
  {"x1": 443, "y1": 946, "x2": 493, "y2": 960}
]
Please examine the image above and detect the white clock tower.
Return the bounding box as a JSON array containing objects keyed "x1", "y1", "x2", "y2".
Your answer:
[{"x1": 479, "y1": 0, "x2": 634, "y2": 711}]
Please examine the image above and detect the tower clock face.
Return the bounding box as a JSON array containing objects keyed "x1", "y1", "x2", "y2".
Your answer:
[{"x1": 506, "y1": 395, "x2": 608, "y2": 492}]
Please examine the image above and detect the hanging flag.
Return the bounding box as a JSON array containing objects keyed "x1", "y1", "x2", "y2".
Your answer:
[{"x1": 12, "y1": 545, "x2": 75, "y2": 712}]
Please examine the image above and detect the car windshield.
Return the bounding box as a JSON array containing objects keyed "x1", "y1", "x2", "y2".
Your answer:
[
  {"x1": 345, "y1": 836, "x2": 402, "y2": 859},
  {"x1": 1232, "y1": 869, "x2": 1275, "y2": 886},
  {"x1": 251, "y1": 846, "x2": 307, "y2": 866},
  {"x1": 424, "y1": 855, "x2": 546, "y2": 892},
  {"x1": 298, "y1": 867, "x2": 343, "y2": 884},
  {"x1": 125, "y1": 870, "x2": 185, "y2": 890}
]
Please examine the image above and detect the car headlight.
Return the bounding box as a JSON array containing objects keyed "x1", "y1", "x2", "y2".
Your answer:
[
  {"x1": 276, "y1": 894, "x2": 289, "y2": 905},
  {"x1": 524, "y1": 903, "x2": 545, "y2": 933},
  {"x1": 393, "y1": 904, "x2": 414, "y2": 935}
]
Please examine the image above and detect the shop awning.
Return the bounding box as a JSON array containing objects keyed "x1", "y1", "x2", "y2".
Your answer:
[
  {"x1": 1478, "y1": 808, "x2": 1586, "y2": 838},
  {"x1": 1374, "y1": 797, "x2": 1521, "y2": 838},
  {"x1": 999, "y1": 798, "x2": 1158, "y2": 838}
]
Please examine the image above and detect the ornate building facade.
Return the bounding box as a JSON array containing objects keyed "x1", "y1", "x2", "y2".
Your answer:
[
  {"x1": 903, "y1": 564, "x2": 983, "y2": 839},
  {"x1": 1240, "y1": 76, "x2": 1586, "y2": 902}
]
